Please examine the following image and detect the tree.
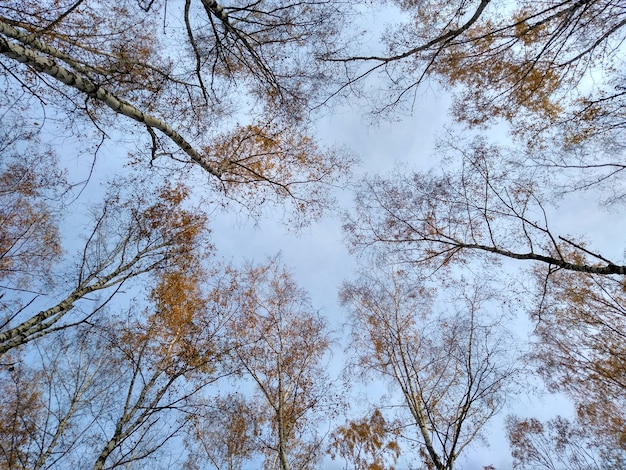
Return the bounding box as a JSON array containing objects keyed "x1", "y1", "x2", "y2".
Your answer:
[
  {"x1": 0, "y1": 0, "x2": 351, "y2": 221},
  {"x1": 332, "y1": 0, "x2": 626, "y2": 234},
  {"x1": 0, "y1": 325, "x2": 126, "y2": 470},
  {"x1": 506, "y1": 415, "x2": 626, "y2": 469},
  {"x1": 88, "y1": 228, "x2": 232, "y2": 470},
  {"x1": 343, "y1": 136, "x2": 626, "y2": 459},
  {"x1": 327, "y1": 409, "x2": 402, "y2": 470},
  {"x1": 0, "y1": 1, "x2": 351, "y2": 463},
  {"x1": 0, "y1": 177, "x2": 209, "y2": 355},
  {"x1": 340, "y1": 264, "x2": 517, "y2": 470},
  {"x1": 0, "y1": 121, "x2": 64, "y2": 298},
  {"x1": 344, "y1": 137, "x2": 626, "y2": 276},
  {"x1": 329, "y1": 0, "x2": 626, "y2": 142},
  {"x1": 527, "y1": 266, "x2": 626, "y2": 452},
  {"x1": 0, "y1": 224, "x2": 235, "y2": 469},
  {"x1": 185, "y1": 393, "x2": 259, "y2": 470},
  {"x1": 337, "y1": 0, "x2": 626, "y2": 451},
  {"x1": 226, "y1": 259, "x2": 334, "y2": 470},
  {"x1": 0, "y1": 356, "x2": 43, "y2": 470}
]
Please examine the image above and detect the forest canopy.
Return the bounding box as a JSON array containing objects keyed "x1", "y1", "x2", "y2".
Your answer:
[{"x1": 1, "y1": 0, "x2": 625, "y2": 468}]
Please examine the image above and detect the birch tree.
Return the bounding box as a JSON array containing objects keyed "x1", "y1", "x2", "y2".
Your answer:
[
  {"x1": 0, "y1": 0, "x2": 351, "y2": 220},
  {"x1": 0, "y1": 356, "x2": 43, "y2": 469},
  {"x1": 185, "y1": 393, "x2": 259, "y2": 470},
  {"x1": 526, "y1": 265, "x2": 626, "y2": 454},
  {"x1": 506, "y1": 415, "x2": 626, "y2": 469},
  {"x1": 340, "y1": 265, "x2": 518, "y2": 470},
  {"x1": 329, "y1": 0, "x2": 626, "y2": 142},
  {"x1": 88, "y1": 225, "x2": 232, "y2": 470},
  {"x1": 0, "y1": 325, "x2": 122, "y2": 470},
  {"x1": 0, "y1": 178, "x2": 209, "y2": 355},
  {"x1": 0, "y1": 226, "x2": 234, "y2": 469},
  {"x1": 330, "y1": 0, "x2": 626, "y2": 221},
  {"x1": 327, "y1": 0, "x2": 626, "y2": 465},
  {"x1": 326, "y1": 409, "x2": 402, "y2": 470},
  {"x1": 343, "y1": 134, "x2": 626, "y2": 458},
  {"x1": 345, "y1": 138, "x2": 626, "y2": 276},
  {"x1": 0, "y1": 121, "x2": 64, "y2": 300},
  {"x1": 227, "y1": 259, "x2": 333, "y2": 470}
]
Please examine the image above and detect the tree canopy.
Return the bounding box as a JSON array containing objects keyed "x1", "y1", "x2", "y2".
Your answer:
[{"x1": 2, "y1": 0, "x2": 626, "y2": 468}]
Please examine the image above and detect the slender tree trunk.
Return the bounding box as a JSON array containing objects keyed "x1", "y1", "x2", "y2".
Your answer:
[{"x1": 276, "y1": 356, "x2": 290, "y2": 470}]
